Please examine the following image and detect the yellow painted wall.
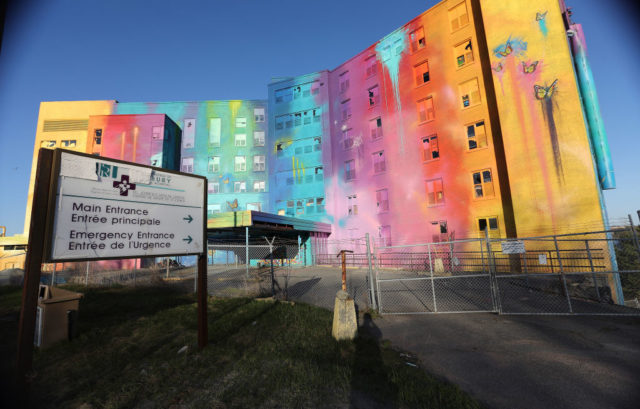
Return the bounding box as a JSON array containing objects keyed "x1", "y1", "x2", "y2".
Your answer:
[
  {"x1": 24, "y1": 100, "x2": 115, "y2": 235},
  {"x1": 479, "y1": 0, "x2": 605, "y2": 238}
]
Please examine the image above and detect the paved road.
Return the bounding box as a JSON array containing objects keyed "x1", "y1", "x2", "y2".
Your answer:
[{"x1": 373, "y1": 313, "x2": 640, "y2": 409}]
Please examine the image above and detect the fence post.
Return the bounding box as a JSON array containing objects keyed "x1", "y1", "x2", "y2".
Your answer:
[
  {"x1": 485, "y1": 228, "x2": 500, "y2": 313},
  {"x1": 480, "y1": 238, "x2": 485, "y2": 274},
  {"x1": 365, "y1": 233, "x2": 377, "y2": 311},
  {"x1": 85, "y1": 262, "x2": 90, "y2": 286},
  {"x1": 553, "y1": 235, "x2": 573, "y2": 313},
  {"x1": 585, "y1": 240, "x2": 601, "y2": 302},
  {"x1": 246, "y1": 227, "x2": 250, "y2": 278},
  {"x1": 628, "y1": 214, "x2": 640, "y2": 264},
  {"x1": 51, "y1": 263, "x2": 57, "y2": 287},
  {"x1": 428, "y1": 243, "x2": 437, "y2": 313}
]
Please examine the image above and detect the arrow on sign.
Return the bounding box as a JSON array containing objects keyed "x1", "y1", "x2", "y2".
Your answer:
[
  {"x1": 183, "y1": 215, "x2": 193, "y2": 223},
  {"x1": 183, "y1": 236, "x2": 193, "y2": 244}
]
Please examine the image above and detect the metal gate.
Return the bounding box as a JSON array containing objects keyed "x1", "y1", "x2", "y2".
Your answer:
[{"x1": 375, "y1": 230, "x2": 640, "y2": 316}]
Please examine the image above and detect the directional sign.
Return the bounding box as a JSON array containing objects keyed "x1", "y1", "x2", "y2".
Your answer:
[{"x1": 45, "y1": 150, "x2": 206, "y2": 261}]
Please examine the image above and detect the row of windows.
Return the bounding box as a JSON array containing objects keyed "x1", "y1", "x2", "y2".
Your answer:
[
  {"x1": 207, "y1": 180, "x2": 266, "y2": 194},
  {"x1": 276, "y1": 197, "x2": 325, "y2": 216},
  {"x1": 40, "y1": 139, "x2": 76, "y2": 148},
  {"x1": 184, "y1": 111, "x2": 265, "y2": 149},
  {"x1": 345, "y1": 190, "x2": 389, "y2": 216},
  {"x1": 275, "y1": 108, "x2": 322, "y2": 130},
  {"x1": 275, "y1": 137, "x2": 321, "y2": 157},
  {"x1": 274, "y1": 82, "x2": 321, "y2": 103},
  {"x1": 207, "y1": 202, "x2": 262, "y2": 214},
  {"x1": 280, "y1": 166, "x2": 324, "y2": 186},
  {"x1": 181, "y1": 155, "x2": 266, "y2": 174}
]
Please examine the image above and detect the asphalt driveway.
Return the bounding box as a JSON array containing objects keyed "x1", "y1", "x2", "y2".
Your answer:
[{"x1": 373, "y1": 313, "x2": 640, "y2": 409}]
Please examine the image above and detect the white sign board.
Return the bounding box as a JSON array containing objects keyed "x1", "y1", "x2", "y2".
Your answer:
[
  {"x1": 47, "y1": 151, "x2": 205, "y2": 261},
  {"x1": 500, "y1": 240, "x2": 526, "y2": 254}
]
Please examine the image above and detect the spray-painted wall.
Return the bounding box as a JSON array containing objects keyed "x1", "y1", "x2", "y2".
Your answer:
[{"x1": 478, "y1": 0, "x2": 610, "y2": 236}]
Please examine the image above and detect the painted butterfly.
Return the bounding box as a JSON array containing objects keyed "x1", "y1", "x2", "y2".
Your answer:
[
  {"x1": 522, "y1": 61, "x2": 539, "y2": 74},
  {"x1": 227, "y1": 199, "x2": 238, "y2": 210},
  {"x1": 497, "y1": 42, "x2": 512, "y2": 57},
  {"x1": 536, "y1": 11, "x2": 548, "y2": 21},
  {"x1": 534, "y1": 79, "x2": 558, "y2": 100},
  {"x1": 492, "y1": 62, "x2": 503, "y2": 72}
]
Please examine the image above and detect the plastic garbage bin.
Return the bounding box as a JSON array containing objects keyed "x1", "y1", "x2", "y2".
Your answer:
[{"x1": 35, "y1": 285, "x2": 83, "y2": 348}]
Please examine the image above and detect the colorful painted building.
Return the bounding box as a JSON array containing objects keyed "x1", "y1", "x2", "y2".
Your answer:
[{"x1": 15, "y1": 0, "x2": 614, "y2": 272}]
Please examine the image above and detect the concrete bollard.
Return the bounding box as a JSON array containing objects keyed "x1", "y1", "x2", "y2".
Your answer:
[{"x1": 332, "y1": 290, "x2": 357, "y2": 340}]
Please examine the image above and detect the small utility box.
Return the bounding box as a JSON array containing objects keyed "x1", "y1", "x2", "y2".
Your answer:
[{"x1": 35, "y1": 285, "x2": 83, "y2": 348}]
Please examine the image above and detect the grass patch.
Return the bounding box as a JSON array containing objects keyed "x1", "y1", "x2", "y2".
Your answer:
[{"x1": 1, "y1": 285, "x2": 483, "y2": 408}]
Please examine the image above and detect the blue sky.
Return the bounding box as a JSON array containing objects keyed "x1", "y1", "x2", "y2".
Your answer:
[{"x1": 1, "y1": 0, "x2": 639, "y2": 236}]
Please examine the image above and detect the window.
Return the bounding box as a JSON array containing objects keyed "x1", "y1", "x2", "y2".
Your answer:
[
  {"x1": 234, "y1": 181, "x2": 246, "y2": 193},
  {"x1": 370, "y1": 117, "x2": 383, "y2": 139},
  {"x1": 181, "y1": 157, "x2": 194, "y2": 173},
  {"x1": 454, "y1": 39, "x2": 474, "y2": 68},
  {"x1": 311, "y1": 83, "x2": 320, "y2": 96},
  {"x1": 347, "y1": 194, "x2": 358, "y2": 216},
  {"x1": 294, "y1": 112, "x2": 302, "y2": 127},
  {"x1": 286, "y1": 200, "x2": 294, "y2": 216},
  {"x1": 208, "y1": 156, "x2": 220, "y2": 173},
  {"x1": 449, "y1": 1, "x2": 470, "y2": 31},
  {"x1": 313, "y1": 137, "x2": 322, "y2": 151},
  {"x1": 459, "y1": 78, "x2": 481, "y2": 108},
  {"x1": 252, "y1": 131, "x2": 265, "y2": 146},
  {"x1": 94, "y1": 129, "x2": 102, "y2": 144},
  {"x1": 341, "y1": 100, "x2": 352, "y2": 121},
  {"x1": 430, "y1": 221, "x2": 448, "y2": 242},
  {"x1": 247, "y1": 203, "x2": 262, "y2": 211},
  {"x1": 417, "y1": 97, "x2": 435, "y2": 122},
  {"x1": 422, "y1": 135, "x2": 439, "y2": 161},
  {"x1": 472, "y1": 169, "x2": 494, "y2": 198},
  {"x1": 235, "y1": 117, "x2": 247, "y2": 128},
  {"x1": 296, "y1": 199, "x2": 304, "y2": 215},
  {"x1": 368, "y1": 85, "x2": 380, "y2": 107},
  {"x1": 253, "y1": 181, "x2": 265, "y2": 192},
  {"x1": 41, "y1": 140, "x2": 56, "y2": 148},
  {"x1": 426, "y1": 178, "x2": 444, "y2": 206},
  {"x1": 379, "y1": 225, "x2": 392, "y2": 247},
  {"x1": 365, "y1": 55, "x2": 377, "y2": 77},
  {"x1": 253, "y1": 155, "x2": 265, "y2": 171},
  {"x1": 234, "y1": 133, "x2": 246, "y2": 147},
  {"x1": 313, "y1": 108, "x2": 321, "y2": 123},
  {"x1": 208, "y1": 204, "x2": 221, "y2": 215},
  {"x1": 339, "y1": 71, "x2": 350, "y2": 93},
  {"x1": 316, "y1": 197, "x2": 325, "y2": 213},
  {"x1": 275, "y1": 87, "x2": 293, "y2": 103},
  {"x1": 376, "y1": 189, "x2": 389, "y2": 213},
  {"x1": 183, "y1": 119, "x2": 195, "y2": 149},
  {"x1": 209, "y1": 118, "x2": 221, "y2": 145},
  {"x1": 345, "y1": 159, "x2": 356, "y2": 181},
  {"x1": 478, "y1": 217, "x2": 499, "y2": 232},
  {"x1": 410, "y1": 27, "x2": 426, "y2": 53},
  {"x1": 413, "y1": 60, "x2": 430, "y2": 86},
  {"x1": 208, "y1": 182, "x2": 219, "y2": 194},
  {"x1": 467, "y1": 121, "x2": 487, "y2": 150},
  {"x1": 342, "y1": 128, "x2": 354, "y2": 150},
  {"x1": 315, "y1": 166, "x2": 324, "y2": 181},
  {"x1": 373, "y1": 151, "x2": 386, "y2": 173},
  {"x1": 293, "y1": 86, "x2": 302, "y2": 100},
  {"x1": 152, "y1": 126, "x2": 163, "y2": 140},
  {"x1": 254, "y1": 108, "x2": 265, "y2": 122},
  {"x1": 234, "y1": 156, "x2": 246, "y2": 172},
  {"x1": 61, "y1": 140, "x2": 76, "y2": 147}
]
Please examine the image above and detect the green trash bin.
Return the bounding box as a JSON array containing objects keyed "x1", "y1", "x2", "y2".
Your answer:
[{"x1": 35, "y1": 285, "x2": 83, "y2": 348}]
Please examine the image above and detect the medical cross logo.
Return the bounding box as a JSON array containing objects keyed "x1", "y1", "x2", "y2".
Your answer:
[{"x1": 113, "y1": 175, "x2": 136, "y2": 196}]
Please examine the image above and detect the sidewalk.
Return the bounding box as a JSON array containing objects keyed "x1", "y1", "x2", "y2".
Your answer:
[{"x1": 373, "y1": 313, "x2": 640, "y2": 409}]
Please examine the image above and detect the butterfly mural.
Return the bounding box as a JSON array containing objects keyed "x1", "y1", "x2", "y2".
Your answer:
[
  {"x1": 492, "y1": 62, "x2": 504, "y2": 73},
  {"x1": 522, "y1": 61, "x2": 539, "y2": 74},
  {"x1": 496, "y1": 42, "x2": 513, "y2": 57},
  {"x1": 227, "y1": 198, "x2": 238, "y2": 210},
  {"x1": 534, "y1": 79, "x2": 558, "y2": 100},
  {"x1": 536, "y1": 11, "x2": 548, "y2": 21}
]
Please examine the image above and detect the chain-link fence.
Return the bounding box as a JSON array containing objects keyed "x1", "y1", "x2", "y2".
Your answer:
[{"x1": 374, "y1": 228, "x2": 640, "y2": 316}]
